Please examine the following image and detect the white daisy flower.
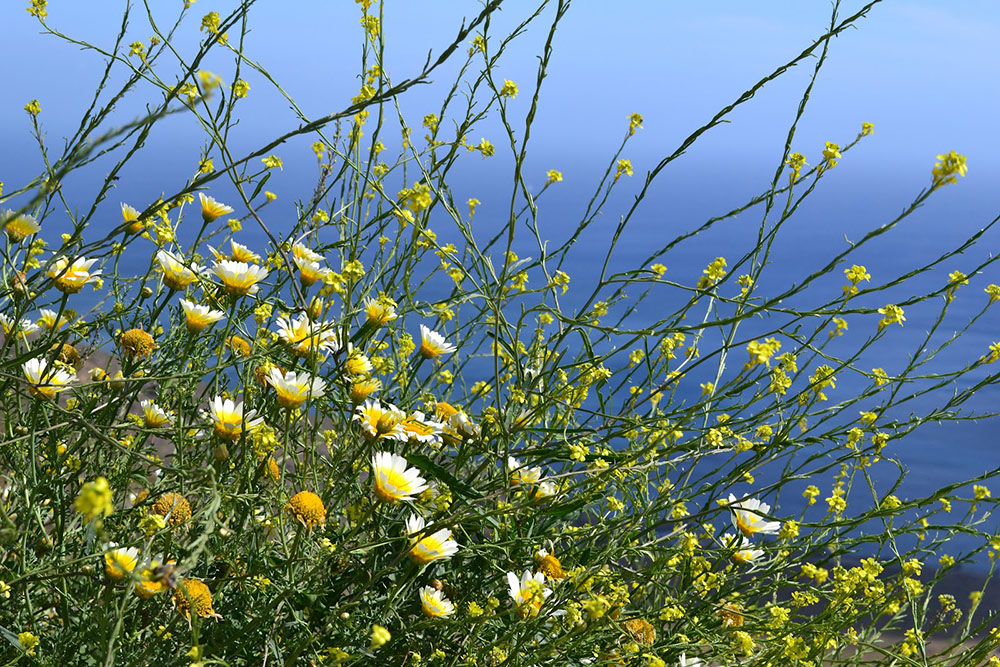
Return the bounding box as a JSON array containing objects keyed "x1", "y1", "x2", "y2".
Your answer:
[
  {"x1": 418, "y1": 585, "x2": 455, "y2": 618},
  {"x1": 721, "y1": 532, "x2": 764, "y2": 565},
  {"x1": 727, "y1": 493, "x2": 781, "y2": 537},
  {"x1": 22, "y1": 358, "x2": 76, "y2": 399},
  {"x1": 140, "y1": 399, "x2": 172, "y2": 428},
  {"x1": 405, "y1": 514, "x2": 459, "y2": 565},
  {"x1": 212, "y1": 260, "x2": 269, "y2": 296},
  {"x1": 506, "y1": 570, "x2": 551, "y2": 616},
  {"x1": 371, "y1": 451, "x2": 428, "y2": 503},
  {"x1": 179, "y1": 299, "x2": 225, "y2": 333},
  {"x1": 418, "y1": 324, "x2": 456, "y2": 359},
  {"x1": 354, "y1": 400, "x2": 407, "y2": 442},
  {"x1": 206, "y1": 396, "x2": 264, "y2": 441},
  {"x1": 47, "y1": 256, "x2": 101, "y2": 293},
  {"x1": 265, "y1": 368, "x2": 327, "y2": 409}
]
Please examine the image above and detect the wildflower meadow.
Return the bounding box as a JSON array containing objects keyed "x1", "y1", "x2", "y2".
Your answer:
[{"x1": 2, "y1": 1, "x2": 1000, "y2": 665}]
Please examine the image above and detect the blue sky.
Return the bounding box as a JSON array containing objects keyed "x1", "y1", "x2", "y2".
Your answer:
[{"x1": 3, "y1": 1, "x2": 1000, "y2": 185}]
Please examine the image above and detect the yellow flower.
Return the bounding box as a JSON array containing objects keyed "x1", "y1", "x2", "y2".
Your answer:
[
  {"x1": 535, "y1": 549, "x2": 565, "y2": 580},
  {"x1": 179, "y1": 299, "x2": 225, "y2": 333},
  {"x1": 266, "y1": 368, "x2": 327, "y2": 410},
  {"x1": 261, "y1": 155, "x2": 283, "y2": 170},
  {"x1": 173, "y1": 579, "x2": 220, "y2": 621},
  {"x1": 419, "y1": 586, "x2": 455, "y2": 618},
  {"x1": 105, "y1": 546, "x2": 140, "y2": 581},
  {"x1": 18, "y1": 632, "x2": 39, "y2": 657},
  {"x1": 199, "y1": 193, "x2": 234, "y2": 222},
  {"x1": 615, "y1": 159, "x2": 634, "y2": 180},
  {"x1": 156, "y1": 250, "x2": 200, "y2": 291},
  {"x1": 877, "y1": 304, "x2": 906, "y2": 330},
  {"x1": 75, "y1": 477, "x2": 113, "y2": 522},
  {"x1": 932, "y1": 151, "x2": 968, "y2": 186},
  {"x1": 546, "y1": 169, "x2": 563, "y2": 184},
  {"x1": 119, "y1": 328, "x2": 156, "y2": 359},
  {"x1": 206, "y1": 396, "x2": 264, "y2": 441},
  {"x1": 418, "y1": 324, "x2": 456, "y2": 359},
  {"x1": 23, "y1": 358, "x2": 75, "y2": 399},
  {"x1": 2, "y1": 210, "x2": 41, "y2": 242},
  {"x1": 628, "y1": 112, "x2": 644, "y2": 135},
  {"x1": 405, "y1": 514, "x2": 459, "y2": 565},
  {"x1": 369, "y1": 625, "x2": 390, "y2": 650},
  {"x1": 47, "y1": 256, "x2": 101, "y2": 293},
  {"x1": 152, "y1": 493, "x2": 192, "y2": 525},
  {"x1": 500, "y1": 79, "x2": 518, "y2": 98},
  {"x1": 371, "y1": 451, "x2": 428, "y2": 502},
  {"x1": 287, "y1": 491, "x2": 327, "y2": 528}
]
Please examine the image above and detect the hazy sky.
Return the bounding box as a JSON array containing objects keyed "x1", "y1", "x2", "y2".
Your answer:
[{"x1": 3, "y1": 0, "x2": 999, "y2": 185}]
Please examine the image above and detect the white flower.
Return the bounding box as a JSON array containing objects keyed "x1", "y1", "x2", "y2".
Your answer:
[
  {"x1": 156, "y1": 250, "x2": 200, "y2": 291},
  {"x1": 22, "y1": 358, "x2": 75, "y2": 399},
  {"x1": 507, "y1": 456, "x2": 542, "y2": 485},
  {"x1": 140, "y1": 399, "x2": 172, "y2": 427},
  {"x1": 405, "y1": 514, "x2": 459, "y2": 565},
  {"x1": 418, "y1": 585, "x2": 455, "y2": 618},
  {"x1": 199, "y1": 193, "x2": 234, "y2": 222},
  {"x1": 371, "y1": 451, "x2": 428, "y2": 503},
  {"x1": 506, "y1": 570, "x2": 551, "y2": 615},
  {"x1": 47, "y1": 256, "x2": 101, "y2": 293},
  {"x1": 266, "y1": 368, "x2": 327, "y2": 409},
  {"x1": 212, "y1": 260, "x2": 269, "y2": 296},
  {"x1": 275, "y1": 314, "x2": 340, "y2": 357},
  {"x1": 291, "y1": 242, "x2": 323, "y2": 264},
  {"x1": 37, "y1": 309, "x2": 69, "y2": 330},
  {"x1": 179, "y1": 299, "x2": 225, "y2": 333},
  {"x1": 400, "y1": 411, "x2": 445, "y2": 445},
  {"x1": 418, "y1": 324, "x2": 456, "y2": 358},
  {"x1": 728, "y1": 493, "x2": 781, "y2": 537},
  {"x1": 104, "y1": 546, "x2": 141, "y2": 581},
  {"x1": 721, "y1": 533, "x2": 764, "y2": 565},
  {"x1": 354, "y1": 400, "x2": 407, "y2": 441},
  {"x1": 0, "y1": 314, "x2": 39, "y2": 336},
  {"x1": 206, "y1": 396, "x2": 264, "y2": 441}
]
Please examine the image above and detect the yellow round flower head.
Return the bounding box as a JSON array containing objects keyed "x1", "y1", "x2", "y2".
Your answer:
[
  {"x1": 120, "y1": 328, "x2": 156, "y2": 359},
  {"x1": 173, "y1": 578, "x2": 220, "y2": 621},
  {"x1": 152, "y1": 492, "x2": 192, "y2": 526},
  {"x1": 534, "y1": 549, "x2": 565, "y2": 580},
  {"x1": 134, "y1": 558, "x2": 174, "y2": 598},
  {"x1": 350, "y1": 377, "x2": 382, "y2": 404},
  {"x1": 287, "y1": 491, "x2": 326, "y2": 528}
]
